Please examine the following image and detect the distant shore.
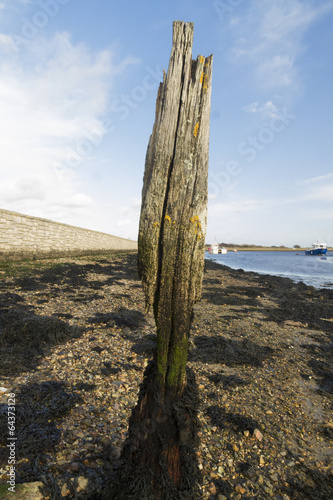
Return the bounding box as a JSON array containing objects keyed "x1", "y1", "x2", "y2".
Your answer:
[{"x1": 206, "y1": 246, "x2": 333, "y2": 252}]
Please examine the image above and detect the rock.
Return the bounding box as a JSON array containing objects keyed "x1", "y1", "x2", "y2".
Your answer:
[
  {"x1": 209, "y1": 482, "x2": 217, "y2": 495},
  {"x1": 235, "y1": 484, "x2": 246, "y2": 494},
  {"x1": 243, "y1": 430, "x2": 250, "y2": 437},
  {"x1": 0, "y1": 482, "x2": 44, "y2": 499},
  {"x1": 61, "y1": 483, "x2": 71, "y2": 497},
  {"x1": 82, "y1": 418, "x2": 92, "y2": 427},
  {"x1": 253, "y1": 428, "x2": 263, "y2": 441},
  {"x1": 218, "y1": 496, "x2": 227, "y2": 500},
  {"x1": 77, "y1": 476, "x2": 89, "y2": 492},
  {"x1": 270, "y1": 472, "x2": 278, "y2": 482},
  {"x1": 100, "y1": 437, "x2": 112, "y2": 447},
  {"x1": 232, "y1": 444, "x2": 239, "y2": 452},
  {"x1": 259, "y1": 455, "x2": 265, "y2": 466},
  {"x1": 69, "y1": 462, "x2": 80, "y2": 473}
]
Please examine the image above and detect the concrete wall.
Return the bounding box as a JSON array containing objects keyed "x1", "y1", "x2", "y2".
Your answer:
[{"x1": 0, "y1": 209, "x2": 137, "y2": 261}]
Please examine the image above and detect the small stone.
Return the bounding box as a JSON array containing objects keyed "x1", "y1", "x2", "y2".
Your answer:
[
  {"x1": 82, "y1": 419, "x2": 92, "y2": 427},
  {"x1": 77, "y1": 476, "x2": 89, "y2": 492},
  {"x1": 259, "y1": 456, "x2": 265, "y2": 466},
  {"x1": 270, "y1": 472, "x2": 278, "y2": 482},
  {"x1": 227, "y1": 458, "x2": 233, "y2": 467},
  {"x1": 243, "y1": 430, "x2": 250, "y2": 437},
  {"x1": 235, "y1": 484, "x2": 246, "y2": 494},
  {"x1": 209, "y1": 482, "x2": 217, "y2": 495},
  {"x1": 258, "y1": 475, "x2": 264, "y2": 484},
  {"x1": 253, "y1": 428, "x2": 263, "y2": 441},
  {"x1": 233, "y1": 444, "x2": 239, "y2": 452},
  {"x1": 100, "y1": 437, "x2": 112, "y2": 447},
  {"x1": 57, "y1": 459, "x2": 68, "y2": 466},
  {"x1": 70, "y1": 462, "x2": 80, "y2": 473},
  {"x1": 61, "y1": 483, "x2": 71, "y2": 497},
  {"x1": 218, "y1": 496, "x2": 227, "y2": 500},
  {"x1": 218, "y1": 466, "x2": 224, "y2": 474}
]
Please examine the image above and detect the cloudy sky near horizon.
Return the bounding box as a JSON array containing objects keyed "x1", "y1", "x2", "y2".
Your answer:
[{"x1": 0, "y1": 0, "x2": 332, "y2": 247}]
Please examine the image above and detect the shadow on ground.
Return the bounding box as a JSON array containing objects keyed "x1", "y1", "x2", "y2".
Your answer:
[
  {"x1": 0, "y1": 252, "x2": 140, "y2": 296},
  {"x1": 206, "y1": 404, "x2": 259, "y2": 434},
  {"x1": 0, "y1": 380, "x2": 117, "y2": 498},
  {"x1": 191, "y1": 335, "x2": 275, "y2": 366},
  {"x1": 0, "y1": 292, "x2": 84, "y2": 377}
]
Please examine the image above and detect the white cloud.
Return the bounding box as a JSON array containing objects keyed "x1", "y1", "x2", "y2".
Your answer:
[
  {"x1": 243, "y1": 102, "x2": 259, "y2": 113},
  {"x1": 298, "y1": 173, "x2": 333, "y2": 185},
  {"x1": 0, "y1": 30, "x2": 138, "y2": 223},
  {"x1": 243, "y1": 100, "x2": 280, "y2": 119},
  {"x1": 231, "y1": 0, "x2": 333, "y2": 90}
]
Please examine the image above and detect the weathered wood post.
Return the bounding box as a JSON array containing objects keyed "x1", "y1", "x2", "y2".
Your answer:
[
  {"x1": 104, "y1": 21, "x2": 212, "y2": 499},
  {"x1": 139, "y1": 20, "x2": 212, "y2": 398}
]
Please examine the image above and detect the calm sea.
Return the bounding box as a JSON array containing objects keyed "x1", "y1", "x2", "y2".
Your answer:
[{"x1": 205, "y1": 250, "x2": 333, "y2": 289}]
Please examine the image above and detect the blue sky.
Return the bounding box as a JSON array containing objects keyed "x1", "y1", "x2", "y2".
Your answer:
[{"x1": 0, "y1": 0, "x2": 332, "y2": 247}]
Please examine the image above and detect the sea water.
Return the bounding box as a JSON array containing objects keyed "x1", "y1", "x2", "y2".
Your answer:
[{"x1": 205, "y1": 251, "x2": 333, "y2": 289}]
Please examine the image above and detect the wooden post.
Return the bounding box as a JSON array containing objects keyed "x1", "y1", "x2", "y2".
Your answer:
[
  {"x1": 138, "y1": 20, "x2": 213, "y2": 398},
  {"x1": 104, "y1": 22, "x2": 212, "y2": 499}
]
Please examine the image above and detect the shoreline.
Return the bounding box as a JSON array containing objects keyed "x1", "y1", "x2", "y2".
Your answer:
[
  {"x1": 0, "y1": 251, "x2": 332, "y2": 499},
  {"x1": 205, "y1": 253, "x2": 333, "y2": 291}
]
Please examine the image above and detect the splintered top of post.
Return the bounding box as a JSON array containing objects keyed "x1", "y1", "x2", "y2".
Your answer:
[{"x1": 171, "y1": 21, "x2": 194, "y2": 60}]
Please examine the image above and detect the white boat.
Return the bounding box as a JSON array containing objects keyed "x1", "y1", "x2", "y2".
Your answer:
[
  {"x1": 208, "y1": 243, "x2": 227, "y2": 254},
  {"x1": 208, "y1": 243, "x2": 219, "y2": 254}
]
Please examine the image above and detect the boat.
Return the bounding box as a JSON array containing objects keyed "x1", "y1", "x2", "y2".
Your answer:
[
  {"x1": 305, "y1": 242, "x2": 327, "y2": 256},
  {"x1": 208, "y1": 243, "x2": 219, "y2": 254},
  {"x1": 208, "y1": 243, "x2": 227, "y2": 254}
]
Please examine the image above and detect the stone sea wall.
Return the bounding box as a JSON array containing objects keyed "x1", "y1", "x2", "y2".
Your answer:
[{"x1": 0, "y1": 209, "x2": 137, "y2": 261}]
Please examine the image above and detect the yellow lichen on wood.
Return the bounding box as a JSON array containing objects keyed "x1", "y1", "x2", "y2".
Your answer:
[
  {"x1": 199, "y1": 55, "x2": 205, "y2": 64},
  {"x1": 193, "y1": 122, "x2": 199, "y2": 138},
  {"x1": 200, "y1": 71, "x2": 208, "y2": 92},
  {"x1": 164, "y1": 214, "x2": 171, "y2": 223}
]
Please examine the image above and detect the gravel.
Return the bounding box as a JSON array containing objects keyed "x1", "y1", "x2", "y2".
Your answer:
[{"x1": 0, "y1": 252, "x2": 332, "y2": 499}]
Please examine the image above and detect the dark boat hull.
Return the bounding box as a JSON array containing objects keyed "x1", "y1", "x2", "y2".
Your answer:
[{"x1": 305, "y1": 248, "x2": 327, "y2": 255}]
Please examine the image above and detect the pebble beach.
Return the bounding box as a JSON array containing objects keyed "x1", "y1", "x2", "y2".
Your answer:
[{"x1": 0, "y1": 251, "x2": 332, "y2": 499}]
